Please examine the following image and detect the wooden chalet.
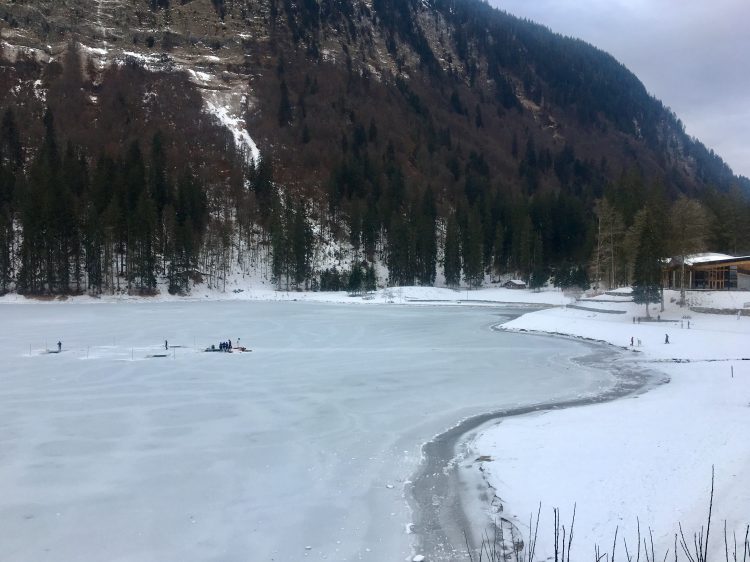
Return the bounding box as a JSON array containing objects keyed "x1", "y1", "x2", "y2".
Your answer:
[{"x1": 663, "y1": 253, "x2": 750, "y2": 290}]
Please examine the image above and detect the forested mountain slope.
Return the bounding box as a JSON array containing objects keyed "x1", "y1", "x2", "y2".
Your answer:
[{"x1": 0, "y1": 0, "x2": 748, "y2": 295}]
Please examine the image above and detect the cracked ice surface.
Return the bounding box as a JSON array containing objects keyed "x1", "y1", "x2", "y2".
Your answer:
[{"x1": 0, "y1": 301, "x2": 614, "y2": 561}]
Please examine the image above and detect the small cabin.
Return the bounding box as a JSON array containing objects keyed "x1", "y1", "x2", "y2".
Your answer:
[{"x1": 503, "y1": 279, "x2": 527, "y2": 290}]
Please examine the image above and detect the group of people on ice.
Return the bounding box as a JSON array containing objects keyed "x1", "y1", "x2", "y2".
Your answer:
[{"x1": 206, "y1": 338, "x2": 247, "y2": 353}]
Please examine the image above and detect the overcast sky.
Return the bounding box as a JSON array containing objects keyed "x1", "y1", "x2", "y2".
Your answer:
[{"x1": 489, "y1": 0, "x2": 750, "y2": 179}]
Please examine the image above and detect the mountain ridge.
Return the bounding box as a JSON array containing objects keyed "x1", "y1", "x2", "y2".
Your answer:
[{"x1": 0, "y1": 0, "x2": 748, "y2": 296}]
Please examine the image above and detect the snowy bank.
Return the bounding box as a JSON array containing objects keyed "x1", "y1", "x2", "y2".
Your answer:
[
  {"x1": 0, "y1": 285, "x2": 574, "y2": 307},
  {"x1": 466, "y1": 289, "x2": 750, "y2": 560}
]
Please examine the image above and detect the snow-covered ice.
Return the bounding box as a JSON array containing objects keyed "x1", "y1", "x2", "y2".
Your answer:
[
  {"x1": 0, "y1": 300, "x2": 615, "y2": 561},
  {"x1": 2, "y1": 286, "x2": 747, "y2": 561}
]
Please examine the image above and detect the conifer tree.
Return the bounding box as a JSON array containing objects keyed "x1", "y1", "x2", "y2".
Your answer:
[
  {"x1": 349, "y1": 199, "x2": 362, "y2": 255},
  {"x1": 0, "y1": 109, "x2": 21, "y2": 293},
  {"x1": 132, "y1": 191, "x2": 158, "y2": 292},
  {"x1": 630, "y1": 208, "x2": 664, "y2": 317},
  {"x1": 0, "y1": 198, "x2": 13, "y2": 293},
  {"x1": 19, "y1": 109, "x2": 61, "y2": 293},
  {"x1": 0, "y1": 109, "x2": 23, "y2": 169},
  {"x1": 291, "y1": 201, "x2": 313, "y2": 288},
  {"x1": 510, "y1": 213, "x2": 533, "y2": 277},
  {"x1": 386, "y1": 212, "x2": 415, "y2": 286},
  {"x1": 491, "y1": 222, "x2": 505, "y2": 280},
  {"x1": 361, "y1": 199, "x2": 379, "y2": 259},
  {"x1": 463, "y1": 205, "x2": 484, "y2": 288},
  {"x1": 278, "y1": 80, "x2": 292, "y2": 126},
  {"x1": 415, "y1": 189, "x2": 437, "y2": 285},
  {"x1": 348, "y1": 263, "x2": 363, "y2": 295},
  {"x1": 270, "y1": 197, "x2": 289, "y2": 289},
  {"x1": 365, "y1": 264, "x2": 377, "y2": 292},
  {"x1": 164, "y1": 204, "x2": 180, "y2": 294},
  {"x1": 594, "y1": 197, "x2": 625, "y2": 290},
  {"x1": 443, "y1": 213, "x2": 461, "y2": 288},
  {"x1": 49, "y1": 151, "x2": 77, "y2": 293},
  {"x1": 150, "y1": 131, "x2": 170, "y2": 218},
  {"x1": 82, "y1": 197, "x2": 103, "y2": 293},
  {"x1": 61, "y1": 142, "x2": 87, "y2": 292},
  {"x1": 528, "y1": 232, "x2": 546, "y2": 290}
]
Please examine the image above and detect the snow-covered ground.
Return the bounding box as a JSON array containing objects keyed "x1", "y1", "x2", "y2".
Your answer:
[
  {"x1": 0, "y1": 298, "x2": 607, "y2": 562},
  {"x1": 465, "y1": 289, "x2": 750, "y2": 561},
  {"x1": 0, "y1": 284, "x2": 573, "y2": 307}
]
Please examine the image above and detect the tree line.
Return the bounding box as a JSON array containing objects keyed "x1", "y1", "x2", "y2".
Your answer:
[
  {"x1": 593, "y1": 179, "x2": 749, "y2": 312},
  {"x1": 0, "y1": 108, "x2": 208, "y2": 295},
  {"x1": 3, "y1": 99, "x2": 748, "y2": 298},
  {"x1": 2, "y1": 29, "x2": 750, "y2": 298}
]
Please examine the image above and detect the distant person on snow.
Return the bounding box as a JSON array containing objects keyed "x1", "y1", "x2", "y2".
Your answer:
[
  {"x1": 165, "y1": 340, "x2": 169, "y2": 350},
  {"x1": 57, "y1": 341, "x2": 62, "y2": 352},
  {"x1": 665, "y1": 334, "x2": 670, "y2": 344}
]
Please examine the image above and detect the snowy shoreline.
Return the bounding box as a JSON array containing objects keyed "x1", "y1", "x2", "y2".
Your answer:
[
  {"x1": 0, "y1": 285, "x2": 573, "y2": 307},
  {"x1": 466, "y1": 289, "x2": 750, "y2": 561},
  {"x1": 409, "y1": 330, "x2": 665, "y2": 562}
]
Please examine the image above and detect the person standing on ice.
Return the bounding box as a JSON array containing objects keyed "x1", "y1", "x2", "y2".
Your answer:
[
  {"x1": 57, "y1": 341, "x2": 61, "y2": 352},
  {"x1": 665, "y1": 334, "x2": 670, "y2": 344},
  {"x1": 165, "y1": 340, "x2": 169, "y2": 350}
]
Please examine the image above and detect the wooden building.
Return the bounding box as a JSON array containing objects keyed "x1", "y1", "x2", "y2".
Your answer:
[{"x1": 663, "y1": 253, "x2": 750, "y2": 290}]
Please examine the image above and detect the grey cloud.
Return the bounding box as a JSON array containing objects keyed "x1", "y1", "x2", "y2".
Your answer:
[{"x1": 489, "y1": 0, "x2": 750, "y2": 178}]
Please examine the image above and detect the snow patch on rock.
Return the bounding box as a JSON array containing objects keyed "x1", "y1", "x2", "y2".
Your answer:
[{"x1": 203, "y1": 90, "x2": 261, "y2": 166}]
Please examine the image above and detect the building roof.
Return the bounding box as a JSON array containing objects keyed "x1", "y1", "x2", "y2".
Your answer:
[
  {"x1": 683, "y1": 252, "x2": 736, "y2": 266},
  {"x1": 506, "y1": 279, "x2": 527, "y2": 286},
  {"x1": 667, "y1": 253, "x2": 750, "y2": 268}
]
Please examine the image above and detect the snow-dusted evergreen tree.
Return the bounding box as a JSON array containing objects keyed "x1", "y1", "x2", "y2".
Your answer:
[
  {"x1": 443, "y1": 213, "x2": 461, "y2": 288},
  {"x1": 462, "y1": 205, "x2": 484, "y2": 288},
  {"x1": 630, "y1": 208, "x2": 664, "y2": 317},
  {"x1": 0, "y1": 108, "x2": 21, "y2": 294},
  {"x1": 491, "y1": 222, "x2": 505, "y2": 281},
  {"x1": 528, "y1": 233, "x2": 546, "y2": 290}
]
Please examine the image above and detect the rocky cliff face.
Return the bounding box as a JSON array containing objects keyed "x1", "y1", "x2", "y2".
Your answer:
[
  {"x1": 2, "y1": 0, "x2": 266, "y2": 163},
  {"x1": 2, "y1": 0, "x2": 745, "y2": 195}
]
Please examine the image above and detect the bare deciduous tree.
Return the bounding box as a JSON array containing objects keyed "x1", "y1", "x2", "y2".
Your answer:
[
  {"x1": 594, "y1": 198, "x2": 625, "y2": 290},
  {"x1": 669, "y1": 198, "x2": 711, "y2": 306}
]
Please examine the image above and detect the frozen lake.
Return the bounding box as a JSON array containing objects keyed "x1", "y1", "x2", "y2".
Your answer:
[{"x1": 0, "y1": 301, "x2": 619, "y2": 561}]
